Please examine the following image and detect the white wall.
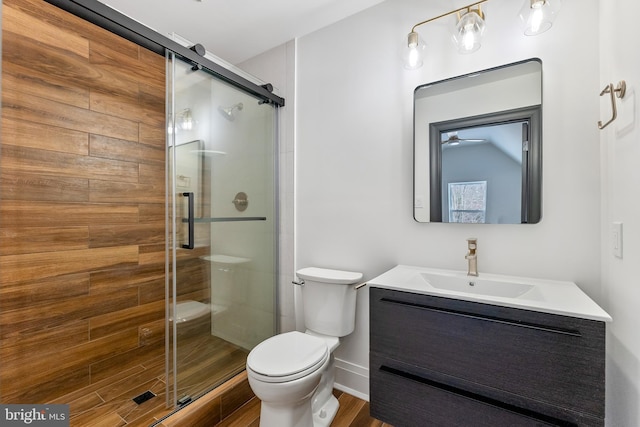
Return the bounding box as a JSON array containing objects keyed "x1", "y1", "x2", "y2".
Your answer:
[
  {"x1": 600, "y1": 0, "x2": 640, "y2": 425},
  {"x1": 295, "y1": 0, "x2": 602, "y2": 399}
]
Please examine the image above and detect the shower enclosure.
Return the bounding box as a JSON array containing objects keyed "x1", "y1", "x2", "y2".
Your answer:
[
  {"x1": 0, "y1": 0, "x2": 281, "y2": 423},
  {"x1": 166, "y1": 53, "x2": 279, "y2": 407}
]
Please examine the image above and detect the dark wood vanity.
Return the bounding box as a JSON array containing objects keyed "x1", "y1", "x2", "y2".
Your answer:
[{"x1": 369, "y1": 287, "x2": 606, "y2": 426}]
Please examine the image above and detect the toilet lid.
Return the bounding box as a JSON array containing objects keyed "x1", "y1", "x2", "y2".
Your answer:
[{"x1": 247, "y1": 331, "x2": 328, "y2": 381}]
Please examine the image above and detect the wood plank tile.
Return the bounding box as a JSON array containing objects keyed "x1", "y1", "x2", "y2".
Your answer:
[
  {"x1": 138, "y1": 243, "x2": 166, "y2": 265},
  {"x1": 0, "y1": 320, "x2": 89, "y2": 361},
  {"x1": 89, "y1": 222, "x2": 164, "y2": 248},
  {"x1": 220, "y1": 378, "x2": 255, "y2": 419},
  {"x1": 2, "y1": 29, "x2": 138, "y2": 99},
  {"x1": 50, "y1": 364, "x2": 147, "y2": 405},
  {"x1": 90, "y1": 133, "x2": 164, "y2": 165},
  {"x1": 3, "y1": 88, "x2": 139, "y2": 141},
  {"x1": 139, "y1": 278, "x2": 166, "y2": 305},
  {"x1": 95, "y1": 364, "x2": 164, "y2": 403},
  {"x1": 90, "y1": 336, "x2": 164, "y2": 383},
  {"x1": 90, "y1": 300, "x2": 165, "y2": 340},
  {"x1": 70, "y1": 403, "x2": 127, "y2": 427},
  {"x1": 2, "y1": 2, "x2": 89, "y2": 57},
  {"x1": 3, "y1": 0, "x2": 102, "y2": 53},
  {"x1": 0, "y1": 245, "x2": 139, "y2": 285},
  {"x1": 139, "y1": 162, "x2": 165, "y2": 186},
  {"x1": 2, "y1": 63, "x2": 90, "y2": 108},
  {"x1": 159, "y1": 394, "x2": 222, "y2": 427},
  {"x1": 90, "y1": 180, "x2": 164, "y2": 204},
  {"x1": 139, "y1": 203, "x2": 165, "y2": 223},
  {"x1": 1, "y1": 0, "x2": 168, "y2": 417},
  {"x1": 1, "y1": 116, "x2": 89, "y2": 155},
  {"x1": 0, "y1": 287, "x2": 139, "y2": 339},
  {"x1": 138, "y1": 46, "x2": 166, "y2": 91},
  {"x1": 0, "y1": 169, "x2": 90, "y2": 202},
  {"x1": 216, "y1": 397, "x2": 261, "y2": 427},
  {"x1": 139, "y1": 318, "x2": 166, "y2": 347},
  {"x1": 0, "y1": 273, "x2": 90, "y2": 311},
  {"x1": 0, "y1": 225, "x2": 88, "y2": 255},
  {"x1": 90, "y1": 90, "x2": 164, "y2": 127},
  {"x1": 89, "y1": 43, "x2": 165, "y2": 98},
  {"x1": 0, "y1": 200, "x2": 139, "y2": 228},
  {"x1": 1, "y1": 328, "x2": 139, "y2": 396},
  {"x1": 1, "y1": 364, "x2": 92, "y2": 404},
  {"x1": 139, "y1": 81, "x2": 165, "y2": 112},
  {"x1": 139, "y1": 121, "x2": 166, "y2": 147},
  {"x1": 126, "y1": 404, "x2": 173, "y2": 427},
  {"x1": 64, "y1": 392, "x2": 105, "y2": 420},
  {"x1": 1, "y1": 141, "x2": 140, "y2": 183},
  {"x1": 89, "y1": 41, "x2": 164, "y2": 92},
  {"x1": 88, "y1": 36, "x2": 139, "y2": 62},
  {"x1": 89, "y1": 263, "x2": 164, "y2": 294}
]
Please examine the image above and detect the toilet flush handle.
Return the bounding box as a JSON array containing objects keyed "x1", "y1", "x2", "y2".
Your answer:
[{"x1": 292, "y1": 279, "x2": 305, "y2": 286}]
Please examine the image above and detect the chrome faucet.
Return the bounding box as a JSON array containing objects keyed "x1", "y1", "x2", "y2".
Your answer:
[{"x1": 465, "y1": 238, "x2": 478, "y2": 277}]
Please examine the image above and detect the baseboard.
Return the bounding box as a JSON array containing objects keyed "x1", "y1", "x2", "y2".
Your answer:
[{"x1": 334, "y1": 358, "x2": 369, "y2": 401}]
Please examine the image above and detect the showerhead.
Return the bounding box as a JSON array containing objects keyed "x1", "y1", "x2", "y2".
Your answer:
[{"x1": 218, "y1": 102, "x2": 243, "y2": 121}]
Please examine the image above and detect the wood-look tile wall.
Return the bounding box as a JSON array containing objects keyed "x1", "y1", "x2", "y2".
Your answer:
[{"x1": 0, "y1": 0, "x2": 170, "y2": 403}]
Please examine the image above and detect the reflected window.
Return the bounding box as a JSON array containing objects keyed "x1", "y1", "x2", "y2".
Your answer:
[{"x1": 448, "y1": 181, "x2": 487, "y2": 223}]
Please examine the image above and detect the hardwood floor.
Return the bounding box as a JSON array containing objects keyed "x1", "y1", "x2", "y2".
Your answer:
[{"x1": 217, "y1": 389, "x2": 393, "y2": 427}]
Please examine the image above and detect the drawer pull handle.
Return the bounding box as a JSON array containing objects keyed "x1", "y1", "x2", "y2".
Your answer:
[{"x1": 380, "y1": 298, "x2": 582, "y2": 337}]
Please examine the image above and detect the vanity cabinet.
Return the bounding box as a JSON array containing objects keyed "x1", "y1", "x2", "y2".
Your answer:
[{"x1": 369, "y1": 287, "x2": 606, "y2": 426}]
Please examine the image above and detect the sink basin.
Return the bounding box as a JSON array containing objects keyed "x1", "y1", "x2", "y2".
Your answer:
[
  {"x1": 368, "y1": 265, "x2": 612, "y2": 322},
  {"x1": 409, "y1": 272, "x2": 534, "y2": 298}
]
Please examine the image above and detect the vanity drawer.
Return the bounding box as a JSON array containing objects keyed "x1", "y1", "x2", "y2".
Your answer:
[
  {"x1": 371, "y1": 354, "x2": 560, "y2": 427},
  {"x1": 370, "y1": 353, "x2": 603, "y2": 427},
  {"x1": 370, "y1": 287, "x2": 606, "y2": 418}
]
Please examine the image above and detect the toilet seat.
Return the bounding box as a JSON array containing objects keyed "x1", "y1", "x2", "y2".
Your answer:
[{"x1": 247, "y1": 331, "x2": 328, "y2": 383}]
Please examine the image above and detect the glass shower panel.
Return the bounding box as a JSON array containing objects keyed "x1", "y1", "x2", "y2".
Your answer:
[{"x1": 167, "y1": 54, "x2": 278, "y2": 407}]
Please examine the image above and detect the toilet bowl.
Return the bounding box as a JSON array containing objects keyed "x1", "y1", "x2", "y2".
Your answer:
[
  {"x1": 247, "y1": 332, "x2": 330, "y2": 427},
  {"x1": 246, "y1": 267, "x2": 363, "y2": 427}
]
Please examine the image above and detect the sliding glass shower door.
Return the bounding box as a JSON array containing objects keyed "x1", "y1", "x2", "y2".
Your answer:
[{"x1": 167, "y1": 54, "x2": 278, "y2": 407}]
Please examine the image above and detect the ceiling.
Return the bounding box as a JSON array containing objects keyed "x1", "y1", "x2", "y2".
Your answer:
[{"x1": 97, "y1": 0, "x2": 386, "y2": 64}]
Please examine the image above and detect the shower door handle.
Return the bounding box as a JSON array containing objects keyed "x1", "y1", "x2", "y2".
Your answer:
[{"x1": 182, "y1": 192, "x2": 195, "y2": 250}]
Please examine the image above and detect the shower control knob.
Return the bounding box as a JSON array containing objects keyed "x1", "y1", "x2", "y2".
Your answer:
[{"x1": 232, "y1": 192, "x2": 248, "y2": 211}]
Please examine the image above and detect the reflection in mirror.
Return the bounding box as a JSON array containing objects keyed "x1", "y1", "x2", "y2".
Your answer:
[
  {"x1": 430, "y1": 106, "x2": 541, "y2": 223},
  {"x1": 414, "y1": 58, "x2": 542, "y2": 224}
]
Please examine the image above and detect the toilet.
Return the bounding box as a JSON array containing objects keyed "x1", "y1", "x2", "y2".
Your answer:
[{"x1": 246, "y1": 267, "x2": 363, "y2": 427}]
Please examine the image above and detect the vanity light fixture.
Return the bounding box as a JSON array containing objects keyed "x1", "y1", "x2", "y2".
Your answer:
[
  {"x1": 404, "y1": 0, "x2": 488, "y2": 69},
  {"x1": 452, "y1": 6, "x2": 485, "y2": 54},
  {"x1": 405, "y1": 0, "x2": 561, "y2": 69},
  {"x1": 518, "y1": 0, "x2": 561, "y2": 36}
]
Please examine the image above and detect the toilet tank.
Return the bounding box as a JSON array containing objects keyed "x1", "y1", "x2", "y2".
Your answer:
[{"x1": 296, "y1": 267, "x2": 363, "y2": 337}]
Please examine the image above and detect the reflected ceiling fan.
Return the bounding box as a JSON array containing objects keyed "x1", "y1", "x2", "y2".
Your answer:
[{"x1": 441, "y1": 132, "x2": 487, "y2": 146}]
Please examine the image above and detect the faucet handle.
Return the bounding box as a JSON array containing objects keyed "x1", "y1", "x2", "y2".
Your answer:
[{"x1": 467, "y1": 237, "x2": 477, "y2": 249}]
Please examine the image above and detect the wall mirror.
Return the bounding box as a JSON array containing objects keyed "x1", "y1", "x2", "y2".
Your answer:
[{"x1": 414, "y1": 59, "x2": 542, "y2": 224}]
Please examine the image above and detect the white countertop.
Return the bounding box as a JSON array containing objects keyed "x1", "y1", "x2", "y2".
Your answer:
[{"x1": 368, "y1": 265, "x2": 612, "y2": 322}]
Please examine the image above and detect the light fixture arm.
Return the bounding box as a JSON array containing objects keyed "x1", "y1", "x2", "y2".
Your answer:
[{"x1": 410, "y1": 0, "x2": 488, "y2": 33}]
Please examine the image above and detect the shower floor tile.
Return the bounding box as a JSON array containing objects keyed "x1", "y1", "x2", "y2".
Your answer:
[{"x1": 51, "y1": 334, "x2": 248, "y2": 426}]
